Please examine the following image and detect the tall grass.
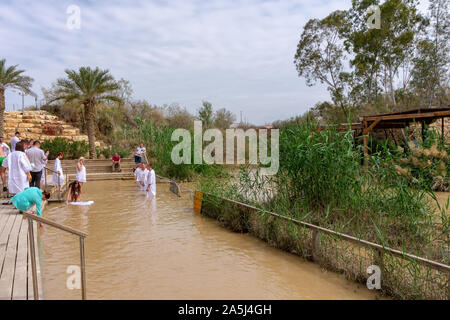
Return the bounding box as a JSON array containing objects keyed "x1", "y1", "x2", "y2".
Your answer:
[
  {"x1": 115, "y1": 118, "x2": 229, "y2": 180},
  {"x1": 198, "y1": 119, "x2": 449, "y2": 299}
]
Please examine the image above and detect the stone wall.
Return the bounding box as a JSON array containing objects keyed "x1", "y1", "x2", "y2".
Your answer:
[{"x1": 3, "y1": 111, "x2": 101, "y2": 147}]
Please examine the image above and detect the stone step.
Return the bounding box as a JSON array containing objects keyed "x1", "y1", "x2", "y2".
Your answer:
[
  {"x1": 56, "y1": 166, "x2": 136, "y2": 174},
  {"x1": 47, "y1": 158, "x2": 136, "y2": 165},
  {"x1": 67, "y1": 172, "x2": 134, "y2": 181}
]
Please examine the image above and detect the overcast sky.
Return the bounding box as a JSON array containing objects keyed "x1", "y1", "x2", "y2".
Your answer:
[{"x1": 0, "y1": 0, "x2": 429, "y2": 125}]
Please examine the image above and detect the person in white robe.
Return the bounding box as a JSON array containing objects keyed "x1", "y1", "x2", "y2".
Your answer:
[
  {"x1": 52, "y1": 152, "x2": 65, "y2": 186},
  {"x1": 135, "y1": 163, "x2": 147, "y2": 191},
  {"x1": 40, "y1": 159, "x2": 48, "y2": 189},
  {"x1": 145, "y1": 164, "x2": 156, "y2": 198},
  {"x1": 2, "y1": 141, "x2": 32, "y2": 195}
]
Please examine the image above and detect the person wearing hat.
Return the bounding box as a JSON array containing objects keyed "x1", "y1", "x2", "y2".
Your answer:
[
  {"x1": 52, "y1": 152, "x2": 65, "y2": 186},
  {"x1": 76, "y1": 157, "x2": 87, "y2": 186}
]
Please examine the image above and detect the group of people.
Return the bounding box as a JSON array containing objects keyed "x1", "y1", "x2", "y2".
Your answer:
[
  {"x1": 1, "y1": 132, "x2": 52, "y2": 221},
  {"x1": 134, "y1": 162, "x2": 156, "y2": 198},
  {"x1": 0, "y1": 131, "x2": 88, "y2": 221}
]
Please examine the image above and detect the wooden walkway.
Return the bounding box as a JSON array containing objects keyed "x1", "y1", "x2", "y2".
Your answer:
[{"x1": 0, "y1": 205, "x2": 43, "y2": 300}]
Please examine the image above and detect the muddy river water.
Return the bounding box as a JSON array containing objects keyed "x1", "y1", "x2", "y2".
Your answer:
[{"x1": 38, "y1": 180, "x2": 383, "y2": 299}]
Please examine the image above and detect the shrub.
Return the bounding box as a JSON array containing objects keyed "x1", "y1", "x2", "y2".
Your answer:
[{"x1": 41, "y1": 138, "x2": 89, "y2": 159}]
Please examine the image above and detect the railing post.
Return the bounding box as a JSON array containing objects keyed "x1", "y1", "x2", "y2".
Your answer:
[
  {"x1": 79, "y1": 237, "x2": 87, "y2": 300},
  {"x1": 58, "y1": 174, "x2": 61, "y2": 201},
  {"x1": 27, "y1": 217, "x2": 39, "y2": 300},
  {"x1": 311, "y1": 229, "x2": 321, "y2": 262}
]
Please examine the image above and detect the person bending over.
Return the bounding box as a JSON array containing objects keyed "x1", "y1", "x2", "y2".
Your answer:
[
  {"x1": 66, "y1": 180, "x2": 82, "y2": 204},
  {"x1": 11, "y1": 187, "x2": 51, "y2": 227}
]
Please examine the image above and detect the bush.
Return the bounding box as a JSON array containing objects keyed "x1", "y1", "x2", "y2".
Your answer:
[{"x1": 41, "y1": 138, "x2": 89, "y2": 159}]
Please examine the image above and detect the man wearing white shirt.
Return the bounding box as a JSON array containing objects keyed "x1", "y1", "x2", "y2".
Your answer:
[
  {"x1": 10, "y1": 132, "x2": 20, "y2": 152},
  {"x1": 134, "y1": 143, "x2": 147, "y2": 164}
]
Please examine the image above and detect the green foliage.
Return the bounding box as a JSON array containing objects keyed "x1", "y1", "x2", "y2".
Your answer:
[
  {"x1": 197, "y1": 101, "x2": 214, "y2": 129},
  {"x1": 41, "y1": 138, "x2": 89, "y2": 160},
  {"x1": 199, "y1": 121, "x2": 446, "y2": 261},
  {"x1": 294, "y1": 0, "x2": 449, "y2": 119},
  {"x1": 52, "y1": 66, "x2": 123, "y2": 158}
]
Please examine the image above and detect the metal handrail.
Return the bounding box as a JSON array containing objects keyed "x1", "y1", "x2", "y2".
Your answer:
[
  {"x1": 43, "y1": 166, "x2": 66, "y2": 200},
  {"x1": 200, "y1": 192, "x2": 450, "y2": 274},
  {"x1": 22, "y1": 211, "x2": 88, "y2": 300}
]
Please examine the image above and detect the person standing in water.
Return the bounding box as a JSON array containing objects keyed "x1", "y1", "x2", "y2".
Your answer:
[
  {"x1": 134, "y1": 163, "x2": 147, "y2": 191},
  {"x1": 145, "y1": 163, "x2": 156, "y2": 198},
  {"x1": 65, "y1": 180, "x2": 82, "y2": 204},
  {"x1": 76, "y1": 157, "x2": 87, "y2": 186},
  {"x1": 52, "y1": 152, "x2": 65, "y2": 186}
]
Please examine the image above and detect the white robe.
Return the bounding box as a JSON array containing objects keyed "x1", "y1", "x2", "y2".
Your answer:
[
  {"x1": 145, "y1": 169, "x2": 156, "y2": 197},
  {"x1": 2, "y1": 151, "x2": 32, "y2": 194},
  {"x1": 52, "y1": 158, "x2": 65, "y2": 186},
  {"x1": 135, "y1": 168, "x2": 147, "y2": 190},
  {"x1": 41, "y1": 160, "x2": 48, "y2": 183}
]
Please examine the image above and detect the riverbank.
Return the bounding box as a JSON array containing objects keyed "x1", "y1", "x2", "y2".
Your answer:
[{"x1": 198, "y1": 191, "x2": 448, "y2": 300}]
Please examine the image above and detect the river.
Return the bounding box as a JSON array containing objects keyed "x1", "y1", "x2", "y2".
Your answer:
[{"x1": 37, "y1": 180, "x2": 382, "y2": 299}]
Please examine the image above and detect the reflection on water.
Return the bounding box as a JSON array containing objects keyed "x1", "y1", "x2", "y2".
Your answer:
[{"x1": 39, "y1": 180, "x2": 380, "y2": 299}]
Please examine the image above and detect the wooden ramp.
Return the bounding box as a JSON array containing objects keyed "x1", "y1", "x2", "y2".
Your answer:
[{"x1": 0, "y1": 206, "x2": 43, "y2": 300}]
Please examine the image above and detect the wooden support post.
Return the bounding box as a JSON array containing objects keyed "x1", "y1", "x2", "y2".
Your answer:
[
  {"x1": 362, "y1": 118, "x2": 381, "y2": 167},
  {"x1": 311, "y1": 229, "x2": 321, "y2": 262},
  {"x1": 363, "y1": 121, "x2": 369, "y2": 167}
]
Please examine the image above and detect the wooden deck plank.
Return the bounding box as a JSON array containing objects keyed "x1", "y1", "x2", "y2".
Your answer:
[
  {"x1": 0, "y1": 208, "x2": 10, "y2": 234},
  {"x1": 0, "y1": 213, "x2": 22, "y2": 299},
  {"x1": 0, "y1": 213, "x2": 17, "y2": 276},
  {"x1": 12, "y1": 218, "x2": 28, "y2": 300}
]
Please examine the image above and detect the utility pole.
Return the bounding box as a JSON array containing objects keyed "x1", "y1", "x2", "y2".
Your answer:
[{"x1": 21, "y1": 91, "x2": 25, "y2": 115}]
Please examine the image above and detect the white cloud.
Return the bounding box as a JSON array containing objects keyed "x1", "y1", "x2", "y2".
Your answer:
[{"x1": 0, "y1": 0, "x2": 431, "y2": 124}]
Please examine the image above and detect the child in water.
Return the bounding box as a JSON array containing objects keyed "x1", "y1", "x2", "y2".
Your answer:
[{"x1": 66, "y1": 180, "x2": 82, "y2": 204}]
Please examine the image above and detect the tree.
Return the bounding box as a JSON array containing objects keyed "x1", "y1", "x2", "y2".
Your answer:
[
  {"x1": 0, "y1": 59, "x2": 34, "y2": 136},
  {"x1": 412, "y1": 0, "x2": 449, "y2": 106},
  {"x1": 214, "y1": 108, "x2": 236, "y2": 130},
  {"x1": 346, "y1": 0, "x2": 424, "y2": 110},
  {"x1": 52, "y1": 67, "x2": 122, "y2": 158},
  {"x1": 197, "y1": 101, "x2": 214, "y2": 129},
  {"x1": 294, "y1": 11, "x2": 352, "y2": 118}
]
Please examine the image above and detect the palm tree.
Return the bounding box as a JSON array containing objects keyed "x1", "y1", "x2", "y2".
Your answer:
[
  {"x1": 53, "y1": 67, "x2": 122, "y2": 158},
  {"x1": 0, "y1": 59, "x2": 34, "y2": 136}
]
